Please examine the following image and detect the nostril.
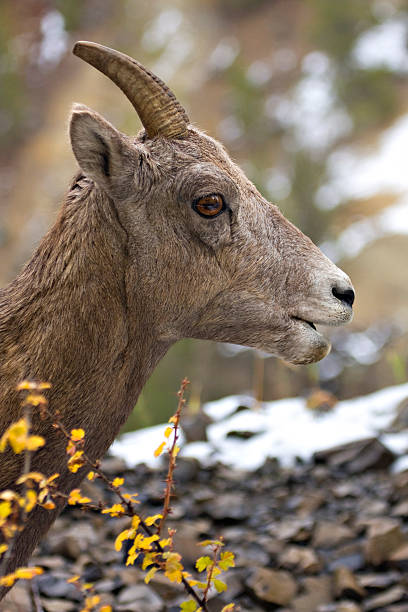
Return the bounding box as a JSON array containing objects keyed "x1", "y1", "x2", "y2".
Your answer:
[{"x1": 332, "y1": 286, "x2": 355, "y2": 308}]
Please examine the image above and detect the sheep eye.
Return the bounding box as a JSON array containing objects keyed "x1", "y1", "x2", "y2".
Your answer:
[{"x1": 193, "y1": 194, "x2": 225, "y2": 218}]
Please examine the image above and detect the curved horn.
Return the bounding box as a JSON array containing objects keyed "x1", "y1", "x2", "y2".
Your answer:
[{"x1": 73, "y1": 41, "x2": 189, "y2": 139}]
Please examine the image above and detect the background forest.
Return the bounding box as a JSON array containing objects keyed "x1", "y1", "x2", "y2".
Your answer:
[{"x1": 1, "y1": 0, "x2": 408, "y2": 428}]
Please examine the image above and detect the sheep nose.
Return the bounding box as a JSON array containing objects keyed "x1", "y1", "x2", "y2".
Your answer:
[{"x1": 332, "y1": 285, "x2": 355, "y2": 308}]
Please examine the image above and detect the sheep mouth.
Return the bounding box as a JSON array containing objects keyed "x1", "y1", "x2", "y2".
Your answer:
[{"x1": 292, "y1": 317, "x2": 317, "y2": 331}]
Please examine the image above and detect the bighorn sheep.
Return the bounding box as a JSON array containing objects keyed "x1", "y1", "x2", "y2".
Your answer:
[{"x1": 0, "y1": 42, "x2": 354, "y2": 589}]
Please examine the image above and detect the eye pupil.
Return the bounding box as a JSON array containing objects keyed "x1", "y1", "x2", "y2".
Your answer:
[{"x1": 194, "y1": 194, "x2": 225, "y2": 218}]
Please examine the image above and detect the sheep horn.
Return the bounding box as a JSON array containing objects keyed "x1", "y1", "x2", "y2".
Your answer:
[{"x1": 73, "y1": 41, "x2": 189, "y2": 139}]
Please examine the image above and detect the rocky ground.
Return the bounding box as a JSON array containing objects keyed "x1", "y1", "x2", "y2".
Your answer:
[{"x1": 3, "y1": 436, "x2": 408, "y2": 612}]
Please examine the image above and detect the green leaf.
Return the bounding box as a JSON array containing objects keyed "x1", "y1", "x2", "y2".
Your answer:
[
  {"x1": 196, "y1": 556, "x2": 212, "y2": 572},
  {"x1": 180, "y1": 600, "x2": 198, "y2": 612},
  {"x1": 213, "y1": 579, "x2": 227, "y2": 593}
]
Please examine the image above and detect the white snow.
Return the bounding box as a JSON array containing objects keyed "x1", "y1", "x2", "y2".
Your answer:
[
  {"x1": 352, "y1": 18, "x2": 408, "y2": 73},
  {"x1": 318, "y1": 113, "x2": 408, "y2": 259},
  {"x1": 111, "y1": 383, "x2": 408, "y2": 472}
]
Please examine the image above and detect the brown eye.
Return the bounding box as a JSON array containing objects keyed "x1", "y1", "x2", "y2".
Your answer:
[{"x1": 193, "y1": 194, "x2": 225, "y2": 218}]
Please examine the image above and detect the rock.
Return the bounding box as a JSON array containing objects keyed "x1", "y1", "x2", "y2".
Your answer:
[
  {"x1": 328, "y1": 553, "x2": 365, "y2": 573},
  {"x1": 246, "y1": 568, "x2": 297, "y2": 606},
  {"x1": 270, "y1": 518, "x2": 314, "y2": 542},
  {"x1": 392, "y1": 499, "x2": 408, "y2": 517},
  {"x1": 291, "y1": 576, "x2": 332, "y2": 612},
  {"x1": 313, "y1": 521, "x2": 354, "y2": 549},
  {"x1": 2, "y1": 583, "x2": 32, "y2": 610},
  {"x1": 94, "y1": 577, "x2": 123, "y2": 593},
  {"x1": 99, "y1": 456, "x2": 127, "y2": 474},
  {"x1": 364, "y1": 585, "x2": 406, "y2": 610},
  {"x1": 148, "y1": 571, "x2": 185, "y2": 601},
  {"x1": 279, "y1": 545, "x2": 322, "y2": 574},
  {"x1": 314, "y1": 438, "x2": 396, "y2": 473},
  {"x1": 333, "y1": 567, "x2": 366, "y2": 601},
  {"x1": 234, "y1": 542, "x2": 270, "y2": 568},
  {"x1": 41, "y1": 599, "x2": 77, "y2": 612},
  {"x1": 359, "y1": 498, "x2": 389, "y2": 516},
  {"x1": 364, "y1": 518, "x2": 406, "y2": 565},
  {"x1": 389, "y1": 396, "x2": 408, "y2": 432},
  {"x1": 332, "y1": 483, "x2": 360, "y2": 498},
  {"x1": 37, "y1": 574, "x2": 82, "y2": 601},
  {"x1": 48, "y1": 521, "x2": 99, "y2": 560},
  {"x1": 226, "y1": 429, "x2": 260, "y2": 439},
  {"x1": 359, "y1": 571, "x2": 400, "y2": 589},
  {"x1": 82, "y1": 562, "x2": 103, "y2": 582},
  {"x1": 32, "y1": 555, "x2": 66, "y2": 570},
  {"x1": 336, "y1": 604, "x2": 362, "y2": 612},
  {"x1": 205, "y1": 492, "x2": 250, "y2": 521},
  {"x1": 318, "y1": 605, "x2": 362, "y2": 612},
  {"x1": 389, "y1": 542, "x2": 408, "y2": 570},
  {"x1": 296, "y1": 492, "x2": 326, "y2": 516},
  {"x1": 181, "y1": 411, "x2": 211, "y2": 442},
  {"x1": 117, "y1": 584, "x2": 163, "y2": 612},
  {"x1": 173, "y1": 457, "x2": 201, "y2": 483}
]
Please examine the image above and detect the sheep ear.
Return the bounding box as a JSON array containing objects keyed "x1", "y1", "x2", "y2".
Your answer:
[{"x1": 69, "y1": 104, "x2": 135, "y2": 194}]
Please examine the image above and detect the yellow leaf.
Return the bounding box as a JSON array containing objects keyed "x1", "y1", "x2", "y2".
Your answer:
[
  {"x1": 164, "y1": 426, "x2": 173, "y2": 439},
  {"x1": 67, "y1": 575, "x2": 80, "y2": 583},
  {"x1": 213, "y1": 579, "x2": 227, "y2": 593},
  {"x1": 16, "y1": 381, "x2": 34, "y2": 391},
  {"x1": 168, "y1": 415, "x2": 177, "y2": 424},
  {"x1": 142, "y1": 552, "x2": 157, "y2": 570},
  {"x1": 68, "y1": 489, "x2": 91, "y2": 505},
  {"x1": 26, "y1": 435, "x2": 45, "y2": 451},
  {"x1": 99, "y1": 607, "x2": 113, "y2": 612},
  {"x1": 42, "y1": 500, "x2": 56, "y2": 510},
  {"x1": 126, "y1": 552, "x2": 139, "y2": 566},
  {"x1": 164, "y1": 552, "x2": 183, "y2": 583},
  {"x1": 85, "y1": 595, "x2": 100, "y2": 606},
  {"x1": 15, "y1": 567, "x2": 43, "y2": 580},
  {"x1": 114, "y1": 529, "x2": 131, "y2": 552},
  {"x1": 172, "y1": 445, "x2": 180, "y2": 458},
  {"x1": 159, "y1": 538, "x2": 171, "y2": 548},
  {"x1": 70, "y1": 429, "x2": 85, "y2": 441},
  {"x1": 154, "y1": 441, "x2": 166, "y2": 458},
  {"x1": 25, "y1": 490, "x2": 37, "y2": 513},
  {"x1": 221, "y1": 605, "x2": 235, "y2": 611},
  {"x1": 87, "y1": 471, "x2": 96, "y2": 480},
  {"x1": 0, "y1": 574, "x2": 16, "y2": 587},
  {"x1": 101, "y1": 504, "x2": 125, "y2": 517},
  {"x1": 25, "y1": 393, "x2": 47, "y2": 406},
  {"x1": 0, "y1": 501, "x2": 11, "y2": 519},
  {"x1": 145, "y1": 514, "x2": 163, "y2": 527},
  {"x1": 38, "y1": 382, "x2": 52, "y2": 390},
  {"x1": 131, "y1": 515, "x2": 141, "y2": 530},
  {"x1": 196, "y1": 556, "x2": 212, "y2": 572},
  {"x1": 123, "y1": 493, "x2": 140, "y2": 503},
  {"x1": 7, "y1": 418, "x2": 28, "y2": 454},
  {"x1": 16, "y1": 472, "x2": 44, "y2": 484},
  {"x1": 144, "y1": 566, "x2": 158, "y2": 584},
  {"x1": 112, "y1": 477, "x2": 124, "y2": 487},
  {"x1": 67, "y1": 451, "x2": 85, "y2": 473}
]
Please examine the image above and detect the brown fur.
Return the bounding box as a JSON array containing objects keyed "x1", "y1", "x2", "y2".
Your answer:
[{"x1": 0, "y1": 81, "x2": 354, "y2": 591}]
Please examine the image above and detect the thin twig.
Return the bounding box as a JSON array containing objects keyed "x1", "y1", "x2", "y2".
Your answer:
[{"x1": 158, "y1": 377, "x2": 189, "y2": 536}]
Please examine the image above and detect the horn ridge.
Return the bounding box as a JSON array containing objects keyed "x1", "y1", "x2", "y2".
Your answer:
[{"x1": 73, "y1": 41, "x2": 189, "y2": 139}]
